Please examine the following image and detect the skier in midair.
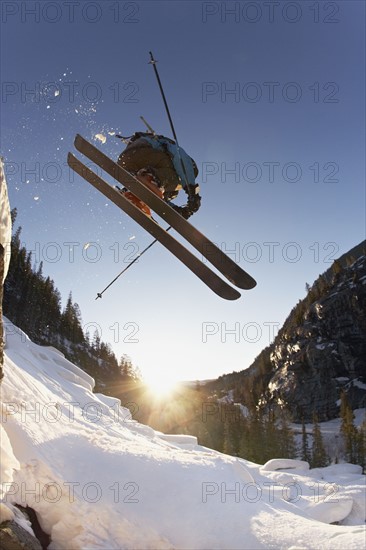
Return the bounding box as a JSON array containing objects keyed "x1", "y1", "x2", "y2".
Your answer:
[
  {"x1": 117, "y1": 131, "x2": 201, "y2": 219},
  {"x1": 68, "y1": 134, "x2": 257, "y2": 297},
  {"x1": 67, "y1": 50, "x2": 256, "y2": 299}
]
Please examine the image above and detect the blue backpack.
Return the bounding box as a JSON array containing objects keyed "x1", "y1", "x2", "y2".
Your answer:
[{"x1": 117, "y1": 132, "x2": 198, "y2": 201}]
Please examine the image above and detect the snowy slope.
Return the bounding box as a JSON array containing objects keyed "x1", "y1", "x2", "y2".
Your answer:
[
  {"x1": 0, "y1": 159, "x2": 11, "y2": 281},
  {"x1": 1, "y1": 318, "x2": 365, "y2": 550}
]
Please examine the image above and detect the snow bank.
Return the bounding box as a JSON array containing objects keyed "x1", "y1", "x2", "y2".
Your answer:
[
  {"x1": 0, "y1": 158, "x2": 12, "y2": 281},
  {"x1": 0, "y1": 159, "x2": 14, "y2": 522},
  {"x1": 261, "y1": 459, "x2": 310, "y2": 472},
  {"x1": 1, "y1": 317, "x2": 365, "y2": 549},
  {"x1": 0, "y1": 424, "x2": 20, "y2": 492}
]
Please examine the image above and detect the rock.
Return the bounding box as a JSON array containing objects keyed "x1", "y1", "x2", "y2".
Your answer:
[
  {"x1": 267, "y1": 249, "x2": 366, "y2": 421},
  {"x1": 14, "y1": 506, "x2": 51, "y2": 550},
  {"x1": 0, "y1": 520, "x2": 42, "y2": 550},
  {"x1": 214, "y1": 241, "x2": 366, "y2": 422}
]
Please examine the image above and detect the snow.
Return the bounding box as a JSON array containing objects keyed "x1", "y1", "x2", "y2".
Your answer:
[
  {"x1": 1, "y1": 318, "x2": 365, "y2": 549},
  {"x1": 0, "y1": 159, "x2": 12, "y2": 281},
  {"x1": 261, "y1": 459, "x2": 310, "y2": 472},
  {"x1": 0, "y1": 502, "x2": 15, "y2": 523},
  {"x1": 94, "y1": 133, "x2": 107, "y2": 144},
  {"x1": 354, "y1": 379, "x2": 366, "y2": 391},
  {"x1": 0, "y1": 423, "x2": 20, "y2": 498},
  {"x1": 293, "y1": 411, "x2": 366, "y2": 464},
  {"x1": 218, "y1": 389, "x2": 234, "y2": 403},
  {"x1": 236, "y1": 402, "x2": 250, "y2": 418},
  {"x1": 316, "y1": 341, "x2": 334, "y2": 350},
  {"x1": 316, "y1": 343, "x2": 327, "y2": 350}
]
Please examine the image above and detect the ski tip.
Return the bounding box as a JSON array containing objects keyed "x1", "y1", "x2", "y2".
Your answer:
[
  {"x1": 234, "y1": 274, "x2": 257, "y2": 291},
  {"x1": 220, "y1": 286, "x2": 241, "y2": 301},
  {"x1": 74, "y1": 134, "x2": 83, "y2": 147},
  {"x1": 74, "y1": 134, "x2": 90, "y2": 151},
  {"x1": 247, "y1": 277, "x2": 257, "y2": 290},
  {"x1": 229, "y1": 293, "x2": 241, "y2": 301},
  {"x1": 67, "y1": 151, "x2": 77, "y2": 168},
  {"x1": 227, "y1": 275, "x2": 256, "y2": 291}
]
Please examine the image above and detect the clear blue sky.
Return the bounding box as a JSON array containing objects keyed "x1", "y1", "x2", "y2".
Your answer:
[{"x1": 1, "y1": 1, "x2": 365, "y2": 383}]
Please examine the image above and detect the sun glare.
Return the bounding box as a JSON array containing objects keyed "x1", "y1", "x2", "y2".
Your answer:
[{"x1": 144, "y1": 374, "x2": 179, "y2": 399}]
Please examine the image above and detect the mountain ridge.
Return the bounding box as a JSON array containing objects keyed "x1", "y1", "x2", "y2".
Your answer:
[{"x1": 207, "y1": 240, "x2": 366, "y2": 422}]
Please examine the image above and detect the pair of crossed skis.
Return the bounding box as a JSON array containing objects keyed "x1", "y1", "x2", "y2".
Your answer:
[{"x1": 68, "y1": 135, "x2": 256, "y2": 300}]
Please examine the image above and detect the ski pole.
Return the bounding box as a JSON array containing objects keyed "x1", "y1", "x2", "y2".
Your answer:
[
  {"x1": 148, "y1": 51, "x2": 192, "y2": 199},
  {"x1": 140, "y1": 115, "x2": 156, "y2": 135},
  {"x1": 148, "y1": 51, "x2": 178, "y2": 143},
  {"x1": 95, "y1": 227, "x2": 172, "y2": 299}
]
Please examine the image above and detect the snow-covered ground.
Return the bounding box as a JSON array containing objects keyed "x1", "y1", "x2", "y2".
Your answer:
[
  {"x1": 0, "y1": 159, "x2": 12, "y2": 280},
  {"x1": 1, "y1": 317, "x2": 365, "y2": 549},
  {"x1": 291, "y1": 408, "x2": 366, "y2": 464}
]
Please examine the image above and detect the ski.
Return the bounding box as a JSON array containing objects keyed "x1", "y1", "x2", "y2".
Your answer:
[
  {"x1": 73, "y1": 134, "x2": 256, "y2": 290},
  {"x1": 67, "y1": 153, "x2": 241, "y2": 301}
]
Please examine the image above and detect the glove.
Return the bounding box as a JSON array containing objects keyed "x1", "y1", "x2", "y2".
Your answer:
[
  {"x1": 188, "y1": 191, "x2": 201, "y2": 214},
  {"x1": 168, "y1": 184, "x2": 202, "y2": 219}
]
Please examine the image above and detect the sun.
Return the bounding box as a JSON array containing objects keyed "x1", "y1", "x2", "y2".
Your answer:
[{"x1": 143, "y1": 373, "x2": 180, "y2": 399}]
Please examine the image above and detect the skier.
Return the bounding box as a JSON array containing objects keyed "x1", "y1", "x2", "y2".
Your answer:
[
  {"x1": 117, "y1": 132, "x2": 201, "y2": 219},
  {"x1": 68, "y1": 134, "x2": 257, "y2": 297}
]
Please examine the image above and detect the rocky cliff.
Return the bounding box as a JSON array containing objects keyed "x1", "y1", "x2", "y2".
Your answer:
[
  {"x1": 212, "y1": 241, "x2": 366, "y2": 423},
  {"x1": 268, "y1": 244, "x2": 366, "y2": 421}
]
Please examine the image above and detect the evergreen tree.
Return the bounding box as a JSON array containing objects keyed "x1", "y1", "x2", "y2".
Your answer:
[
  {"x1": 331, "y1": 259, "x2": 342, "y2": 284},
  {"x1": 278, "y1": 414, "x2": 296, "y2": 458},
  {"x1": 222, "y1": 417, "x2": 235, "y2": 456},
  {"x1": 311, "y1": 414, "x2": 329, "y2": 468},
  {"x1": 120, "y1": 355, "x2": 140, "y2": 381},
  {"x1": 92, "y1": 330, "x2": 101, "y2": 351},
  {"x1": 10, "y1": 207, "x2": 18, "y2": 225},
  {"x1": 301, "y1": 418, "x2": 311, "y2": 463},
  {"x1": 60, "y1": 293, "x2": 85, "y2": 344},
  {"x1": 222, "y1": 404, "x2": 243, "y2": 457},
  {"x1": 263, "y1": 410, "x2": 281, "y2": 460},
  {"x1": 238, "y1": 416, "x2": 251, "y2": 460},
  {"x1": 3, "y1": 213, "x2": 133, "y2": 392},
  {"x1": 357, "y1": 417, "x2": 366, "y2": 472},
  {"x1": 340, "y1": 391, "x2": 359, "y2": 464},
  {"x1": 243, "y1": 412, "x2": 266, "y2": 463}
]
